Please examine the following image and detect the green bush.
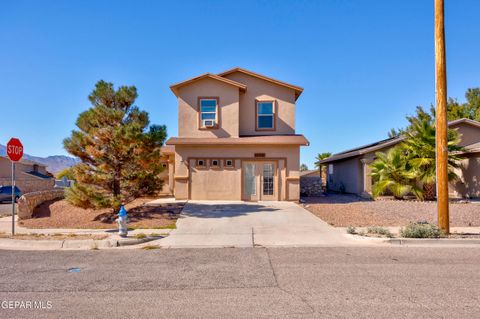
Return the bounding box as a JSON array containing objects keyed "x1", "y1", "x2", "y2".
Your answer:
[
  {"x1": 367, "y1": 226, "x2": 393, "y2": 238},
  {"x1": 400, "y1": 222, "x2": 446, "y2": 238},
  {"x1": 346, "y1": 226, "x2": 357, "y2": 234}
]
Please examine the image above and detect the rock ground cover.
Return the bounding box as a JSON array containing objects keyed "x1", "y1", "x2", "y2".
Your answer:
[
  {"x1": 19, "y1": 198, "x2": 183, "y2": 229},
  {"x1": 302, "y1": 194, "x2": 480, "y2": 227}
]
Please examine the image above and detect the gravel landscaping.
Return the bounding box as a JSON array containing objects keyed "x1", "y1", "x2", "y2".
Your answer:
[
  {"x1": 302, "y1": 194, "x2": 480, "y2": 227},
  {"x1": 19, "y1": 198, "x2": 184, "y2": 229}
]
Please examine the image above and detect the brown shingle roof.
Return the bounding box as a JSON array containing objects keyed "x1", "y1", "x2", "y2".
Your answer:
[{"x1": 166, "y1": 135, "x2": 309, "y2": 146}]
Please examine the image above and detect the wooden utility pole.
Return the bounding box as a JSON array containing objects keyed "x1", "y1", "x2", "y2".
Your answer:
[{"x1": 434, "y1": 0, "x2": 449, "y2": 234}]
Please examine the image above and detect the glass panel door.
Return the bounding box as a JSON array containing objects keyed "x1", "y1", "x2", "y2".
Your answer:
[
  {"x1": 263, "y1": 163, "x2": 274, "y2": 196},
  {"x1": 244, "y1": 163, "x2": 257, "y2": 200}
]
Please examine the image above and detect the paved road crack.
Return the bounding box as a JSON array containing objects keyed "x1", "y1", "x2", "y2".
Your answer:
[{"x1": 265, "y1": 248, "x2": 316, "y2": 315}]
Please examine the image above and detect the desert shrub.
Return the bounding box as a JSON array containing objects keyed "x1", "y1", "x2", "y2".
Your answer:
[
  {"x1": 346, "y1": 226, "x2": 357, "y2": 234},
  {"x1": 367, "y1": 226, "x2": 393, "y2": 238},
  {"x1": 400, "y1": 222, "x2": 445, "y2": 238}
]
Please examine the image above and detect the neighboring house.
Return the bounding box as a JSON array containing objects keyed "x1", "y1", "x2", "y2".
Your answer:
[
  {"x1": 320, "y1": 118, "x2": 480, "y2": 199},
  {"x1": 0, "y1": 157, "x2": 54, "y2": 194},
  {"x1": 162, "y1": 67, "x2": 309, "y2": 201}
]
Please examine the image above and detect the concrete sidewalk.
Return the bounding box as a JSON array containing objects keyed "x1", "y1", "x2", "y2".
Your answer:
[
  {"x1": 0, "y1": 216, "x2": 171, "y2": 250},
  {"x1": 155, "y1": 201, "x2": 372, "y2": 248},
  {"x1": 0, "y1": 216, "x2": 172, "y2": 236}
]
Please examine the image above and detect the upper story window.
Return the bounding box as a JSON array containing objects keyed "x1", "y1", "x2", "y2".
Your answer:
[
  {"x1": 256, "y1": 100, "x2": 275, "y2": 130},
  {"x1": 199, "y1": 97, "x2": 219, "y2": 129}
]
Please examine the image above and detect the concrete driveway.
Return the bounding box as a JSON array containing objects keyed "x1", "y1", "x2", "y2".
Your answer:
[{"x1": 157, "y1": 201, "x2": 367, "y2": 248}]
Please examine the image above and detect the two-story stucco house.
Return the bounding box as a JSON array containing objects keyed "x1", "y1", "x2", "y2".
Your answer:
[{"x1": 161, "y1": 67, "x2": 309, "y2": 201}]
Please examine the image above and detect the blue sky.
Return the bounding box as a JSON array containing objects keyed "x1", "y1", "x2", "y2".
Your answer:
[{"x1": 1, "y1": 0, "x2": 479, "y2": 168}]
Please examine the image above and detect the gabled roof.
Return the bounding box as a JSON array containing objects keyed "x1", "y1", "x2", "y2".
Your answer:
[
  {"x1": 170, "y1": 73, "x2": 247, "y2": 97},
  {"x1": 319, "y1": 136, "x2": 406, "y2": 164},
  {"x1": 320, "y1": 118, "x2": 480, "y2": 164},
  {"x1": 448, "y1": 118, "x2": 480, "y2": 129},
  {"x1": 166, "y1": 134, "x2": 309, "y2": 146},
  {"x1": 218, "y1": 67, "x2": 304, "y2": 100}
]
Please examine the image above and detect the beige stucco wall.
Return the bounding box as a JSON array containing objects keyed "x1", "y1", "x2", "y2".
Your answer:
[
  {"x1": 173, "y1": 145, "x2": 300, "y2": 200},
  {"x1": 177, "y1": 78, "x2": 239, "y2": 138},
  {"x1": 222, "y1": 72, "x2": 296, "y2": 136},
  {"x1": 450, "y1": 153, "x2": 480, "y2": 198},
  {"x1": 159, "y1": 154, "x2": 175, "y2": 195},
  {"x1": 450, "y1": 123, "x2": 480, "y2": 147},
  {"x1": 327, "y1": 157, "x2": 364, "y2": 195}
]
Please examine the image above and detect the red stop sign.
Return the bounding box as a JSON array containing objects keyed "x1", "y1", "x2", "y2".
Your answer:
[{"x1": 7, "y1": 138, "x2": 23, "y2": 162}]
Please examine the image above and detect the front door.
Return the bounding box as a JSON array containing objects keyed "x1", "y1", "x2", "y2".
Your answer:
[{"x1": 242, "y1": 161, "x2": 277, "y2": 201}]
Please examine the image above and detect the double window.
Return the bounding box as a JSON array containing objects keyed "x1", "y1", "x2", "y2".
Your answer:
[
  {"x1": 199, "y1": 98, "x2": 218, "y2": 128},
  {"x1": 256, "y1": 101, "x2": 275, "y2": 130}
]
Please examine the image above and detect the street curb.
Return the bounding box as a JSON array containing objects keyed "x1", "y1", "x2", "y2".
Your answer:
[
  {"x1": 386, "y1": 238, "x2": 480, "y2": 246},
  {"x1": 0, "y1": 236, "x2": 161, "y2": 250}
]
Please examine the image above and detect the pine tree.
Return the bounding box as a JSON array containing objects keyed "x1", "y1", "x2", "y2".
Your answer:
[{"x1": 64, "y1": 80, "x2": 167, "y2": 211}]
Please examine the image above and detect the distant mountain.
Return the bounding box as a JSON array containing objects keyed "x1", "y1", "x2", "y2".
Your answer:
[{"x1": 0, "y1": 144, "x2": 79, "y2": 174}]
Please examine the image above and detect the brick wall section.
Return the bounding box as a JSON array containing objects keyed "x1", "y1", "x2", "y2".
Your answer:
[
  {"x1": 300, "y1": 176, "x2": 323, "y2": 197},
  {"x1": 0, "y1": 177, "x2": 54, "y2": 194},
  {"x1": 17, "y1": 189, "x2": 65, "y2": 220}
]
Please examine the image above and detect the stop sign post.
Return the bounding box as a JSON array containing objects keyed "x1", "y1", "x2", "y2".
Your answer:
[{"x1": 7, "y1": 138, "x2": 23, "y2": 235}]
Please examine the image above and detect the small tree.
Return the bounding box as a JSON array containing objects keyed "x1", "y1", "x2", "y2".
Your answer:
[
  {"x1": 300, "y1": 163, "x2": 308, "y2": 171},
  {"x1": 56, "y1": 167, "x2": 75, "y2": 180},
  {"x1": 375, "y1": 107, "x2": 463, "y2": 200},
  {"x1": 370, "y1": 147, "x2": 421, "y2": 200},
  {"x1": 64, "y1": 80, "x2": 167, "y2": 211}
]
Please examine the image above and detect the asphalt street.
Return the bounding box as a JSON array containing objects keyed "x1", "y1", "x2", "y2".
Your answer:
[{"x1": 0, "y1": 247, "x2": 479, "y2": 318}]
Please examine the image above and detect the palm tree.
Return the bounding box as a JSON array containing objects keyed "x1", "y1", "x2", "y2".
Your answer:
[
  {"x1": 370, "y1": 146, "x2": 421, "y2": 200},
  {"x1": 314, "y1": 152, "x2": 332, "y2": 180},
  {"x1": 401, "y1": 116, "x2": 463, "y2": 200}
]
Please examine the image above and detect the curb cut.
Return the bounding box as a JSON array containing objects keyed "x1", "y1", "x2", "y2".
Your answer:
[{"x1": 0, "y1": 236, "x2": 162, "y2": 251}]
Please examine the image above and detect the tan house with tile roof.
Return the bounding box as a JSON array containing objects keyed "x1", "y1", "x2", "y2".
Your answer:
[
  {"x1": 320, "y1": 118, "x2": 480, "y2": 199},
  {"x1": 161, "y1": 68, "x2": 309, "y2": 201}
]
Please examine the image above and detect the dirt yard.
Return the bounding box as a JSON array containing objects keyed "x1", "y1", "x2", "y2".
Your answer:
[
  {"x1": 19, "y1": 198, "x2": 184, "y2": 229},
  {"x1": 302, "y1": 194, "x2": 480, "y2": 227}
]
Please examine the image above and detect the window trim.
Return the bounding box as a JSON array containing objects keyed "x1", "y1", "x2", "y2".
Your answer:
[
  {"x1": 198, "y1": 97, "x2": 220, "y2": 130},
  {"x1": 255, "y1": 99, "x2": 276, "y2": 131}
]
